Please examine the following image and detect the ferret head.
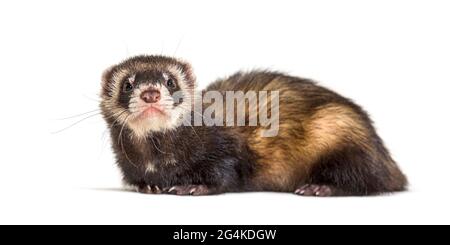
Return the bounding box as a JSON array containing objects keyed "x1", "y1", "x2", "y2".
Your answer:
[{"x1": 100, "y1": 55, "x2": 196, "y2": 138}]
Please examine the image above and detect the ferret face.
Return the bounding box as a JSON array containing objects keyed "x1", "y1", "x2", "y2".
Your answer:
[{"x1": 100, "y1": 55, "x2": 196, "y2": 138}]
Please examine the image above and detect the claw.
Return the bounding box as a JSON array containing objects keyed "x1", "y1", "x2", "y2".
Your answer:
[
  {"x1": 164, "y1": 185, "x2": 210, "y2": 196},
  {"x1": 294, "y1": 184, "x2": 334, "y2": 197}
]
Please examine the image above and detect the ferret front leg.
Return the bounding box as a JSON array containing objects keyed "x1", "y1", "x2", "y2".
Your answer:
[
  {"x1": 135, "y1": 183, "x2": 163, "y2": 194},
  {"x1": 162, "y1": 185, "x2": 215, "y2": 196},
  {"x1": 294, "y1": 184, "x2": 340, "y2": 197}
]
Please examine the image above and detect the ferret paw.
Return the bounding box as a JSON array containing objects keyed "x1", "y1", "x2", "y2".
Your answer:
[
  {"x1": 294, "y1": 184, "x2": 334, "y2": 197},
  {"x1": 135, "y1": 184, "x2": 162, "y2": 194},
  {"x1": 164, "y1": 185, "x2": 210, "y2": 196}
]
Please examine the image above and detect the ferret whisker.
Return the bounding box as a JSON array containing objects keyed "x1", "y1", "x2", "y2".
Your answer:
[
  {"x1": 184, "y1": 121, "x2": 202, "y2": 143},
  {"x1": 83, "y1": 94, "x2": 101, "y2": 102},
  {"x1": 149, "y1": 136, "x2": 168, "y2": 154},
  {"x1": 160, "y1": 41, "x2": 165, "y2": 55},
  {"x1": 52, "y1": 112, "x2": 102, "y2": 134},
  {"x1": 178, "y1": 105, "x2": 207, "y2": 120},
  {"x1": 101, "y1": 109, "x2": 129, "y2": 146},
  {"x1": 108, "y1": 109, "x2": 129, "y2": 127},
  {"x1": 175, "y1": 106, "x2": 208, "y2": 142},
  {"x1": 173, "y1": 35, "x2": 184, "y2": 56},
  {"x1": 55, "y1": 108, "x2": 101, "y2": 120},
  {"x1": 118, "y1": 114, "x2": 137, "y2": 168}
]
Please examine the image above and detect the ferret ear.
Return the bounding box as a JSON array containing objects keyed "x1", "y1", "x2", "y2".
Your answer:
[
  {"x1": 178, "y1": 61, "x2": 196, "y2": 88},
  {"x1": 101, "y1": 66, "x2": 115, "y2": 96}
]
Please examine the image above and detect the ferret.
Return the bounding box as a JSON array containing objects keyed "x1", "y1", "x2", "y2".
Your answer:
[{"x1": 100, "y1": 55, "x2": 407, "y2": 196}]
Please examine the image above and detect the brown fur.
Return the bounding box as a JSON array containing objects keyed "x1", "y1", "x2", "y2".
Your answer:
[
  {"x1": 101, "y1": 55, "x2": 407, "y2": 196},
  {"x1": 206, "y1": 71, "x2": 407, "y2": 194}
]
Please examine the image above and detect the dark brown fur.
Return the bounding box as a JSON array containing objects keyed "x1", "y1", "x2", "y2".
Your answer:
[
  {"x1": 207, "y1": 71, "x2": 407, "y2": 195},
  {"x1": 101, "y1": 55, "x2": 407, "y2": 196}
]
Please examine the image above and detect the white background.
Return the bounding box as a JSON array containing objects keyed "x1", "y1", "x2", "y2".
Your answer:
[{"x1": 0, "y1": 0, "x2": 449, "y2": 224}]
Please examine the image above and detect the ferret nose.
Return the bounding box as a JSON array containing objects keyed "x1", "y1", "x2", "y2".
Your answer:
[{"x1": 140, "y1": 90, "x2": 161, "y2": 103}]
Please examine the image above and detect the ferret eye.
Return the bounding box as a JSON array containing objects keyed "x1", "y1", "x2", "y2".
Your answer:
[
  {"x1": 166, "y1": 78, "x2": 176, "y2": 88},
  {"x1": 123, "y1": 82, "x2": 133, "y2": 92}
]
